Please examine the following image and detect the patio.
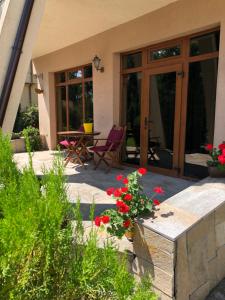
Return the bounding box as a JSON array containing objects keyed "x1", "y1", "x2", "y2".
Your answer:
[{"x1": 14, "y1": 150, "x2": 193, "y2": 220}]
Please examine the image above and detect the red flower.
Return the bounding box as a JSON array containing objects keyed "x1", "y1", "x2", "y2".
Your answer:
[
  {"x1": 121, "y1": 187, "x2": 128, "y2": 193},
  {"x1": 123, "y1": 219, "x2": 131, "y2": 228},
  {"x1": 222, "y1": 149, "x2": 225, "y2": 156},
  {"x1": 116, "y1": 201, "x2": 130, "y2": 213},
  {"x1": 153, "y1": 199, "x2": 160, "y2": 206},
  {"x1": 114, "y1": 189, "x2": 122, "y2": 198},
  {"x1": 116, "y1": 201, "x2": 124, "y2": 207},
  {"x1": 106, "y1": 187, "x2": 115, "y2": 196},
  {"x1": 101, "y1": 215, "x2": 110, "y2": 224},
  {"x1": 205, "y1": 144, "x2": 213, "y2": 151},
  {"x1": 219, "y1": 143, "x2": 225, "y2": 150},
  {"x1": 94, "y1": 216, "x2": 101, "y2": 227},
  {"x1": 218, "y1": 155, "x2": 225, "y2": 165},
  {"x1": 153, "y1": 186, "x2": 164, "y2": 194},
  {"x1": 124, "y1": 194, "x2": 133, "y2": 201},
  {"x1": 138, "y1": 168, "x2": 147, "y2": 175},
  {"x1": 116, "y1": 174, "x2": 123, "y2": 181},
  {"x1": 123, "y1": 178, "x2": 129, "y2": 184}
]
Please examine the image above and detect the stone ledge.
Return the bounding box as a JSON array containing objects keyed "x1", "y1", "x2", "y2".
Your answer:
[{"x1": 138, "y1": 177, "x2": 225, "y2": 241}]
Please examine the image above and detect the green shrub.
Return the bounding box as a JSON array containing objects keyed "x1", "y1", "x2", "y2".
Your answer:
[
  {"x1": 22, "y1": 126, "x2": 42, "y2": 151},
  {"x1": 14, "y1": 105, "x2": 39, "y2": 133},
  {"x1": 0, "y1": 132, "x2": 157, "y2": 300}
]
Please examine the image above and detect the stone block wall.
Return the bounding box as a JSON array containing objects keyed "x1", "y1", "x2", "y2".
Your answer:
[{"x1": 132, "y1": 178, "x2": 225, "y2": 300}]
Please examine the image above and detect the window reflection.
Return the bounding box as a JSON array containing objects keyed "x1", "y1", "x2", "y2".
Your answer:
[
  {"x1": 190, "y1": 31, "x2": 220, "y2": 56},
  {"x1": 68, "y1": 84, "x2": 83, "y2": 130},
  {"x1": 150, "y1": 46, "x2": 181, "y2": 61},
  {"x1": 184, "y1": 58, "x2": 218, "y2": 178},
  {"x1": 148, "y1": 72, "x2": 176, "y2": 169},
  {"x1": 122, "y1": 72, "x2": 141, "y2": 164},
  {"x1": 68, "y1": 69, "x2": 83, "y2": 80},
  {"x1": 56, "y1": 72, "x2": 65, "y2": 83},
  {"x1": 85, "y1": 81, "x2": 93, "y2": 122},
  {"x1": 122, "y1": 52, "x2": 142, "y2": 69},
  {"x1": 56, "y1": 86, "x2": 67, "y2": 131},
  {"x1": 84, "y1": 66, "x2": 93, "y2": 78}
]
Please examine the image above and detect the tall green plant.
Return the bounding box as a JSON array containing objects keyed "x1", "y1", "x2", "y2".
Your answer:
[
  {"x1": 22, "y1": 126, "x2": 42, "y2": 151},
  {"x1": 0, "y1": 132, "x2": 157, "y2": 300}
]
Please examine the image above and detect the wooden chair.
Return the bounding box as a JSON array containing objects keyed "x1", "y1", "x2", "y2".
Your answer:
[
  {"x1": 59, "y1": 126, "x2": 84, "y2": 166},
  {"x1": 88, "y1": 125, "x2": 126, "y2": 172}
]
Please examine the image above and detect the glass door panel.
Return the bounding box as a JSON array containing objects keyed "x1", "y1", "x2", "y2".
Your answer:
[
  {"x1": 148, "y1": 72, "x2": 176, "y2": 169},
  {"x1": 184, "y1": 58, "x2": 218, "y2": 178},
  {"x1": 56, "y1": 86, "x2": 67, "y2": 131},
  {"x1": 68, "y1": 83, "x2": 83, "y2": 130},
  {"x1": 122, "y1": 72, "x2": 142, "y2": 164},
  {"x1": 144, "y1": 65, "x2": 182, "y2": 175},
  {"x1": 84, "y1": 81, "x2": 93, "y2": 121}
]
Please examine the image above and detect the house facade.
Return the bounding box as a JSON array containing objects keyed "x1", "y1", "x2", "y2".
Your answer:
[
  {"x1": 32, "y1": 0, "x2": 225, "y2": 179},
  {"x1": 1, "y1": 0, "x2": 225, "y2": 179}
]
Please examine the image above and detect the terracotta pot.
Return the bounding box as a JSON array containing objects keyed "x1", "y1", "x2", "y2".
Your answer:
[
  {"x1": 208, "y1": 166, "x2": 225, "y2": 178},
  {"x1": 125, "y1": 228, "x2": 134, "y2": 242}
]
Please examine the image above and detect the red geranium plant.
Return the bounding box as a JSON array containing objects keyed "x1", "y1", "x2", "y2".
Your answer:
[
  {"x1": 205, "y1": 142, "x2": 225, "y2": 170},
  {"x1": 94, "y1": 168, "x2": 164, "y2": 239}
]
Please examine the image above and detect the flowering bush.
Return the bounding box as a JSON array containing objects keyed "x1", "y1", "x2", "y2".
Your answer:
[
  {"x1": 205, "y1": 142, "x2": 225, "y2": 170},
  {"x1": 95, "y1": 168, "x2": 164, "y2": 238}
]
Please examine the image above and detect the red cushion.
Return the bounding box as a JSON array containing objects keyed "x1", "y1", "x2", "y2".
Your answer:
[
  {"x1": 59, "y1": 140, "x2": 77, "y2": 148},
  {"x1": 59, "y1": 140, "x2": 70, "y2": 147}
]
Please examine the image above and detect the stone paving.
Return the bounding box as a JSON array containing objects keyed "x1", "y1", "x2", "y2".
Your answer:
[{"x1": 13, "y1": 150, "x2": 193, "y2": 252}]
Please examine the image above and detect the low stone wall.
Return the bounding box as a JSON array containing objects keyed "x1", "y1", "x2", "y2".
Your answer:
[
  {"x1": 132, "y1": 177, "x2": 225, "y2": 300},
  {"x1": 11, "y1": 137, "x2": 26, "y2": 153}
]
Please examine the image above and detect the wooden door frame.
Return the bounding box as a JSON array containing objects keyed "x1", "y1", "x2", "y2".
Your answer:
[
  {"x1": 120, "y1": 27, "x2": 220, "y2": 177},
  {"x1": 140, "y1": 64, "x2": 183, "y2": 177}
]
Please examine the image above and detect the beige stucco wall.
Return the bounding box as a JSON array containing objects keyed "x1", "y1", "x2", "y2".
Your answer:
[{"x1": 34, "y1": 0, "x2": 225, "y2": 150}]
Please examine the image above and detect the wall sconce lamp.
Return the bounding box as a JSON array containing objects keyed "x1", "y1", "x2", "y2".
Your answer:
[
  {"x1": 92, "y1": 55, "x2": 104, "y2": 72},
  {"x1": 35, "y1": 88, "x2": 44, "y2": 94},
  {"x1": 33, "y1": 73, "x2": 44, "y2": 80}
]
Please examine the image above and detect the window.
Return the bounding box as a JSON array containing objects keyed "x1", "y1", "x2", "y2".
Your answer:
[
  {"x1": 55, "y1": 64, "x2": 93, "y2": 131},
  {"x1": 190, "y1": 31, "x2": 220, "y2": 56},
  {"x1": 122, "y1": 52, "x2": 142, "y2": 69},
  {"x1": 150, "y1": 45, "x2": 181, "y2": 61}
]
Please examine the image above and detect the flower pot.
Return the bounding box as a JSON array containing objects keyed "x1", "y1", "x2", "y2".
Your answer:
[
  {"x1": 125, "y1": 229, "x2": 134, "y2": 242},
  {"x1": 208, "y1": 166, "x2": 225, "y2": 178},
  {"x1": 83, "y1": 123, "x2": 93, "y2": 133}
]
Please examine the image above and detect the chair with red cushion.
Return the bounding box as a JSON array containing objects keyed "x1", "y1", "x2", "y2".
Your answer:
[
  {"x1": 59, "y1": 126, "x2": 84, "y2": 166},
  {"x1": 88, "y1": 125, "x2": 126, "y2": 172}
]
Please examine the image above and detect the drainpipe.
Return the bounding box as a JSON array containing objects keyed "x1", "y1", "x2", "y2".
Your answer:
[{"x1": 0, "y1": 0, "x2": 34, "y2": 126}]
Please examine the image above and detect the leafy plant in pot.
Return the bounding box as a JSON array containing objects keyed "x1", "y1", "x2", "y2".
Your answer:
[
  {"x1": 94, "y1": 168, "x2": 164, "y2": 241},
  {"x1": 83, "y1": 117, "x2": 93, "y2": 133},
  {"x1": 205, "y1": 142, "x2": 225, "y2": 177}
]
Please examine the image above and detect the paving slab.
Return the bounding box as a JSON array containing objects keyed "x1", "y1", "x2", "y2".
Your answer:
[{"x1": 13, "y1": 150, "x2": 193, "y2": 258}]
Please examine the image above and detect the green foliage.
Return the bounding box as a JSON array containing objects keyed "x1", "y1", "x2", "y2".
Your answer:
[
  {"x1": 14, "y1": 105, "x2": 39, "y2": 133},
  {"x1": 0, "y1": 132, "x2": 157, "y2": 300},
  {"x1": 22, "y1": 126, "x2": 42, "y2": 151},
  {"x1": 130, "y1": 277, "x2": 158, "y2": 300}
]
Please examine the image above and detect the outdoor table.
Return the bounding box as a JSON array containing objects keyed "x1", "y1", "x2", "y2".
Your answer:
[{"x1": 57, "y1": 131, "x2": 101, "y2": 167}]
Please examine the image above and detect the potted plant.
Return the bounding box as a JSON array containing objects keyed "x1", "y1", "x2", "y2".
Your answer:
[
  {"x1": 83, "y1": 117, "x2": 93, "y2": 133},
  {"x1": 94, "y1": 168, "x2": 164, "y2": 240},
  {"x1": 205, "y1": 142, "x2": 225, "y2": 177}
]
